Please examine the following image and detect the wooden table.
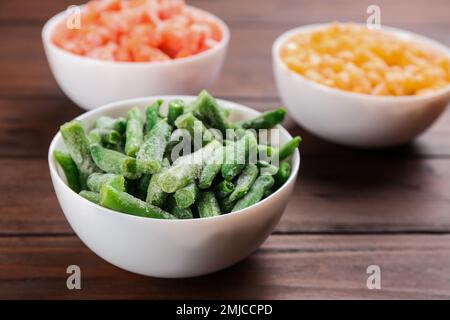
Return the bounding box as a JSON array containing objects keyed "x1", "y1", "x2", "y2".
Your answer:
[{"x1": 1, "y1": 0, "x2": 450, "y2": 299}]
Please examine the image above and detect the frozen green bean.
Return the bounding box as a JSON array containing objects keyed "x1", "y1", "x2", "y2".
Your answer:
[
  {"x1": 192, "y1": 90, "x2": 229, "y2": 134},
  {"x1": 146, "y1": 159, "x2": 170, "y2": 207},
  {"x1": 87, "y1": 173, "x2": 125, "y2": 192},
  {"x1": 214, "y1": 180, "x2": 235, "y2": 199},
  {"x1": 145, "y1": 100, "x2": 163, "y2": 135},
  {"x1": 79, "y1": 190, "x2": 99, "y2": 204},
  {"x1": 174, "y1": 112, "x2": 214, "y2": 144},
  {"x1": 95, "y1": 116, "x2": 126, "y2": 134},
  {"x1": 171, "y1": 205, "x2": 194, "y2": 219},
  {"x1": 175, "y1": 182, "x2": 199, "y2": 209},
  {"x1": 198, "y1": 146, "x2": 223, "y2": 189},
  {"x1": 257, "y1": 160, "x2": 279, "y2": 176},
  {"x1": 90, "y1": 144, "x2": 141, "y2": 179},
  {"x1": 274, "y1": 162, "x2": 291, "y2": 188},
  {"x1": 60, "y1": 120, "x2": 99, "y2": 189},
  {"x1": 88, "y1": 128, "x2": 121, "y2": 146},
  {"x1": 219, "y1": 196, "x2": 236, "y2": 214},
  {"x1": 197, "y1": 191, "x2": 221, "y2": 218},
  {"x1": 125, "y1": 107, "x2": 144, "y2": 157},
  {"x1": 99, "y1": 185, "x2": 176, "y2": 219},
  {"x1": 159, "y1": 140, "x2": 221, "y2": 193},
  {"x1": 232, "y1": 175, "x2": 274, "y2": 212},
  {"x1": 229, "y1": 163, "x2": 258, "y2": 202},
  {"x1": 238, "y1": 108, "x2": 286, "y2": 129},
  {"x1": 222, "y1": 131, "x2": 257, "y2": 181},
  {"x1": 137, "y1": 120, "x2": 172, "y2": 174},
  {"x1": 137, "y1": 174, "x2": 152, "y2": 200},
  {"x1": 167, "y1": 99, "x2": 185, "y2": 125},
  {"x1": 274, "y1": 136, "x2": 301, "y2": 161},
  {"x1": 53, "y1": 150, "x2": 81, "y2": 192}
]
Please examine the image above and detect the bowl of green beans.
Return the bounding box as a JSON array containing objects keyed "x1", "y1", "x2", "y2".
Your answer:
[{"x1": 48, "y1": 91, "x2": 301, "y2": 278}]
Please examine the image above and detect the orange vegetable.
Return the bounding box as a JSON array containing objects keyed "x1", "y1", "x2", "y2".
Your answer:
[{"x1": 52, "y1": 0, "x2": 222, "y2": 62}]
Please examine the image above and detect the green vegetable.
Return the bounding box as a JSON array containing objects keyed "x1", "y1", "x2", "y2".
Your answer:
[
  {"x1": 167, "y1": 99, "x2": 185, "y2": 125},
  {"x1": 53, "y1": 150, "x2": 81, "y2": 192},
  {"x1": 145, "y1": 100, "x2": 163, "y2": 135},
  {"x1": 60, "y1": 120, "x2": 99, "y2": 189},
  {"x1": 99, "y1": 185, "x2": 176, "y2": 219},
  {"x1": 88, "y1": 128, "x2": 121, "y2": 146},
  {"x1": 87, "y1": 173, "x2": 126, "y2": 192},
  {"x1": 79, "y1": 190, "x2": 99, "y2": 204},
  {"x1": 232, "y1": 175, "x2": 274, "y2": 212},
  {"x1": 221, "y1": 131, "x2": 257, "y2": 181},
  {"x1": 136, "y1": 119, "x2": 172, "y2": 174},
  {"x1": 146, "y1": 159, "x2": 170, "y2": 207},
  {"x1": 238, "y1": 108, "x2": 286, "y2": 129},
  {"x1": 171, "y1": 205, "x2": 194, "y2": 219},
  {"x1": 158, "y1": 140, "x2": 221, "y2": 193},
  {"x1": 90, "y1": 144, "x2": 141, "y2": 179},
  {"x1": 192, "y1": 90, "x2": 229, "y2": 134},
  {"x1": 197, "y1": 191, "x2": 221, "y2": 218},
  {"x1": 174, "y1": 112, "x2": 214, "y2": 144},
  {"x1": 229, "y1": 163, "x2": 258, "y2": 202},
  {"x1": 274, "y1": 162, "x2": 291, "y2": 188},
  {"x1": 175, "y1": 182, "x2": 199, "y2": 208},
  {"x1": 198, "y1": 146, "x2": 223, "y2": 189},
  {"x1": 257, "y1": 160, "x2": 279, "y2": 176},
  {"x1": 137, "y1": 174, "x2": 152, "y2": 200},
  {"x1": 95, "y1": 116, "x2": 126, "y2": 134},
  {"x1": 219, "y1": 196, "x2": 236, "y2": 214},
  {"x1": 274, "y1": 136, "x2": 301, "y2": 161},
  {"x1": 214, "y1": 180, "x2": 235, "y2": 199},
  {"x1": 125, "y1": 107, "x2": 144, "y2": 157}
]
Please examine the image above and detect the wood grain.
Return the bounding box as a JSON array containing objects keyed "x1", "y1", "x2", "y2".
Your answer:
[
  {"x1": 1, "y1": 234, "x2": 449, "y2": 299},
  {"x1": 1, "y1": 0, "x2": 450, "y2": 299},
  {"x1": 1, "y1": 157, "x2": 450, "y2": 235}
]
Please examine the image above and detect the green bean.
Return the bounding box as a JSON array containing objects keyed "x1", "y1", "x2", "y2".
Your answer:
[
  {"x1": 274, "y1": 162, "x2": 291, "y2": 188},
  {"x1": 229, "y1": 164, "x2": 258, "y2": 202},
  {"x1": 197, "y1": 191, "x2": 221, "y2": 218},
  {"x1": 257, "y1": 160, "x2": 279, "y2": 176},
  {"x1": 192, "y1": 90, "x2": 229, "y2": 134},
  {"x1": 198, "y1": 146, "x2": 223, "y2": 189},
  {"x1": 274, "y1": 136, "x2": 302, "y2": 161},
  {"x1": 219, "y1": 196, "x2": 236, "y2": 214},
  {"x1": 158, "y1": 140, "x2": 221, "y2": 193},
  {"x1": 238, "y1": 108, "x2": 286, "y2": 129},
  {"x1": 221, "y1": 131, "x2": 257, "y2": 181},
  {"x1": 90, "y1": 144, "x2": 141, "y2": 179},
  {"x1": 137, "y1": 174, "x2": 152, "y2": 200},
  {"x1": 87, "y1": 173, "x2": 125, "y2": 192},
  {"x1": 79, "y1": 190, "x2": 99, "y2": 204},
  {"x1": 214, "y1": 180, "x2": 235, "y2": 199},
  {"x1": 167, "y1": 99, "x2": 185, "y2": 125},
  {"x1": 146, "y1": 159, "x2": 170, "y2": 207},
  {"x1": 258, "y1": 144, "x2": 275, "y2": 158},
  {"x1": 136, "y1": 120, "x2": 172, "y2": 174},
  {"x1": 53, "y1": 150, "x2": 81, "y2": 192},
  {"x1": 99, "y1": 185, "x2": 176, "y2": 219},
  {"x1": 88, "y1": 128, "x2": 121, "y2": 146},
  {"x1": 145, "y1": 100, "x2": 163, "y2": 135},
  {"x1": 171, "y1": 205, "x2": 194, "y2": 219},
  {"x1": 174, "y1": 182, "x2": 199, "y2": 209},
  {"x1": 125, "y1": 107, "x2": 144, "y2": 157},
  {"x1": 95, "y1": 116, "x2": 126, "y2": 134},
  {"x1": 232, "y1": 175, "x2": 274, "y2": 212},
  {"x1": 60, "y1": 120, "x2": 99, "y2": 189},
  {"x1": 174, "y1": 112, "x2": 214, "y2": 144}
]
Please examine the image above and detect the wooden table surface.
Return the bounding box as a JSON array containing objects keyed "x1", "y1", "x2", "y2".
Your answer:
[{"x1": 1, "y1": 0, "x2": 450, "y2": 299}]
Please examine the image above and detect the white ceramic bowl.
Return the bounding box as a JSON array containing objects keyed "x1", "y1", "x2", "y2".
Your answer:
[
  {"x1": 42, "y1": 7, "x2": 229, "y2": 110},
  {"x1": 48, "y1": 96, "x2": 300, "y2": 278},
  {"x1": 273, "y1": 23, "x2": 450, "y2": 147}
]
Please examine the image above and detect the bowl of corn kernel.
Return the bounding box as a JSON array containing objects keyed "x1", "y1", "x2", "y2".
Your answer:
[{"x1": 273, "y1": 23, "x2": 450, "y2": 147}]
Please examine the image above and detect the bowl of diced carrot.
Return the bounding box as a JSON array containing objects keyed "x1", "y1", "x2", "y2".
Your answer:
[{"x1": 42, "y1": 0, "x2": 230, "y2": 110}]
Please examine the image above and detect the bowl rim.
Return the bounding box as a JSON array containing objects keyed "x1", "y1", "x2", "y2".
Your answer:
[
  {"x1": 272, "y1": 22, "x2": 450, "y2": 101},
  {"x1": 42, "y1": 5, "x2": 230, "y2": 67},
  {"x1": 48, "y1": 95, "x2": 301, "y2": 223}
]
